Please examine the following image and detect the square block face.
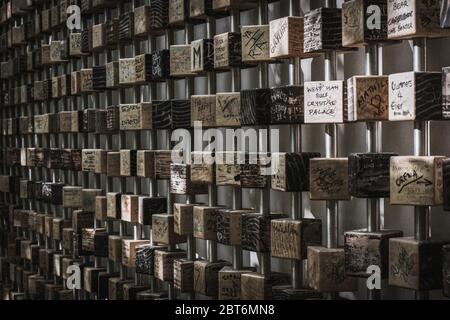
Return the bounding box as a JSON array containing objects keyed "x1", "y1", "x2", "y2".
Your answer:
[
  {"x1": 389, "y1": 72, "x2": 442, "y2": 121},
  {"x1": 155, "y1": 150, "x2": 172, "y2": 180},
  {"x1": 214, "y1": 32, "x2": 242, "y2": 69},
  {"x1": 387, "y1": 0, "x2": 450, "y2": 39},
  {"x1": 170, "y1": 164, "x2": 208, "y2": 195},
  {"x1": 122, "y1": 240, "x2": 150, "y2": 267},
  {"x1": 304, "y1": 8, "x2": 344, "y2": 53},
  {"x1": 241, "y1": 213, "x2": 287, "y2": 252},
  {"x1": 152, "y1": 214, "x2": 187, "y2": 245},
  {"x1": 191, "y1": 39, "x2": 214, "y2": 73},
  {"x1": 241, "y1": 25, "x2": 272, "y2": 63},
  {"x1": 82, "y1": 189, "x2": 102, "y2": 213},
  {"x1": 119, "y1": 58, "x2": 136, "y2": 86},
  {"x1": 120, "y1": 150, "x2": 137, "y2": 177},
  {"x1": 134, "y1": 6, "x2": 151, "y2": 37},
  {"x1": 390, "y1": 156, "x2": 444, "y2": 206},
  {"x1": 191, "y1": 152, "x2": 215, "y2": 184},
  {"x1": 134, "y1": 54, "x2": 152, "y2": 84},
  {"x1": 269, "y1": 16, "x2": 303, "y2": 59},
  {"x1": 304, "y1": 81, "x2": 346, "y2": 124},
  {"x1": 174, "y1": 203, "x2": 195, "y2": 235},
  {"x1": 121, "y1": 195, "x2": 139, "y2": 223},
  {"x1": 215, "y1": 92, "x2": 240, "y2": 127},
  {"x1": 240, "y1": 272, "x2": 290, "y2": 300},
  {"x1": 444, "y1": 245, "x2": 450, "y2": 297},
  {"x1": 82, "y1": 149, "x2": 105, "y2": 172},
  {"x1": 349, "y1": 153, "x2": 396, "y2": 198},
  {"x1": 170, "y1": 45, "x2": 193, "y2": 77},
  {"x1": 173, "y1": 259, "x2": 194, "y2": 292},
  {"x1": 119, "y1": 103, "x2": 153, "y2": 130},
  {"x1": 138, "y1": 196, "x2": 167, "y2": 226},
  {"x1": 191, "y1": 95, "x2": 216, "y2": 127},
  {"x1": 270, "y1": 85, "x2": 304, "y2": 124},
  {"x1": 137, "y1": 150, "x2": 155, "y2": 178},
  {"x1": 169, "y1": 0, "x2": 187, "y2": 26},
  {"x1": 271, "y1": 219, "x2": 322, "y2": 260},
  {"x1": 193, "y1": 206, "x2": 220, "y2": 240},
  {"x1": 108, "y1": 278, "x2": 134, "y2": 300},
  {"x1": 310, "y1": 158, "x2": 350, "y2": 201},
  {"x1": 271, "y1": 152, "x2": 321, "y2": 192},
  {"x1": 215, "y1": 152, "x2": 241, "y2": 186},
  {"x1": 193, "y1": 260, "x2": 232, "y2": 296},
  {"x1": 347, "y1": 76, "x2": 389, "y2": 121},
  {"x1": 106, "y1": 61, "x2": 120, "y2": 88},
  {"x1": 389, "y1": 237, "x2": 450, "y2": 290},
  {"x1": 240, "y1": 88, "x2": 272, "y2": 126},
  {"x1": 307, "y1": 246, "x2": 357, "y2": 292},
  {"x1": 135, "y1": 244, "x2": 167, "y2": 275},
  {"x1": 344, "y1": 229, "x2": 403, "y2": 278},
  {"x1": 342, "y1": 0, "x2": 388, "y2": 47},
  {"x1": 107, "y1": 152, "x2": 121, "y2": 177},
  {"x1": 154, "y1": 250, "x2": 187, "y2": 282}
]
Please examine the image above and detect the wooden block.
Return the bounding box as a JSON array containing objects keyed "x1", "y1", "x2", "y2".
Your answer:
[
  {"x1": 269, "y1": 16, "x2": 304, "y2": 59},
  {"x1": 121, "y1": 194, "x2": 139, "y2": 223},
  {"x1": 52, "y1": 219, "x2": 71, "y2": 241},
  {"x1": 170, "y1": 45, "x2": 194, "y2": 77},
  {"x1": 92, "y1": 66, "x2": 106, "y2": 91},
  {"x1": 387, "y1": 0, "x2": 450, "y2": 39},
  {"x1": 42, "y1": 182, "x2": 64, "y2": 205},
  {"x1": 191, "y1": 152, "x2": 215, "y2": 184},
  {"x1": 389, "y1": 237, "x2": 450, "y2": 290},
  {"x1": 240, "y1": 88, "x2": 271, "y2": 125},
  {"x1": 95, "y1": 196, "x2": 108, "y2": 221},
  {"x1": 152, "y1": 100, "x2": 172, "y2": 129},
  {"x1": 56, "y1": 289, "x2": 74, "y2": 300},
  {"x1": 119, "y1": 58, "x2": 136, "y2": 86},
  {"x1": 82, "y1": 189, "x2": 102, "y2": 212},
  {"x1": 136, "y1": 244, "x2": 167, "y2": 275},
  {"x1": 118, "y1": 12, "x2": 134, "y2": 43},
  {"x1": 109, "y1": 235, "x2": 131, "y2": 263},
  {"x1": 443, "y1": 0, "x2": 450, "y2": 28},
  {"x1": 215, "y1": 92, "x2": 240, "y2": 127},
  {"x1": 122, "y1": 240, "x2": 150, "y2": 268},
  {"x1": 194, "y1": 260, "x2": 232, "y2": 296},
  {"x1": 81, "y1": 149, "x2": 106, "y2": 173},
  {"x1": 80, "y1": 69, "x2": 94, "y2": 92},
  {"x1": 443, "y1": 67, "x2": 450, "y2": 119},
  {"x1": 344, "y1": 229, "x2": 403, "y2": 278},
  {"x1": 50, "y1": 41, "x2": 66, "y2": 63},
  {"x1": 390, "y1": 156, "x2": 445, "y2": 206},
  {"x1": 92, "y1": 23, "x2": 106, "y2": 51},
  {"x1": 307, "y1": 246, "x2": 357, "y2": 292},
  {"x1": 271, "y1": 152, "x2": 320, "y2": 192},
  {"x1": 174, "y1": 203, "x2": 195, "y2": 235},
  {"x1": 108, "y1": 277, "x2": 133, "y2": 300},
  {"x1": 191, "y1": 95, "x2": 216, "y2": 127},
  {"x1": 137, "y1": 150, "x2": 155, "y2": 178},
  {"x1": 82, "y1": 228, "x2": 103, "y2": 254},
  {"x1": 169, "y1": 0, "x2": 189, "y2": 26},
  {"x1": 240, "y1": 272, "x2": 290, "y2": 300},
  {"x1": 107, "y1": 192, "x2": 122, "y2": 219},
  {"x1": 218, "y1": 267, "x2": 254, "y2": 300},
  {"x1": 123, "y1": 283, "x2": 151, "y2": 300},
  {"x1": 106, "y1": 61, "x2": 120, "y2": 88},
  {"x1": 216, "y1": 209, "x2": 256, "y2": 246},
  {"x1": 154, "y1": 249, "x2": 186, "y2": 282},
  {"x1": 151, "y1": 50, "x2": 171, "y2": 81},
  {"x1": 271, "y1": 218, "x2": 322, "y2": 260},
  {"x1": 272, "y1": 286, "x2": 320, "y2": 300},
  {"x1": 106, "y1": 105, "x2": 120, "y2": 132},
  {"x1": 134, "y1": 5, "x2": 151, "y2": 37},
  {"x1": 152, "y1": 214, "x2": 186, "y2": 245},
  {"x1": 138, "y1": 196, "x2": 167, "y2": 225},
  {"x1": 214, "y1": 32, "x2": 242, "y2": 70},
  {"x1": 68, "y1": 33, "x2": 83, "y2": 57},
  {"x1": 94, "y1": 231, "x2": 109, "y2": 257},
  {"x1": 191, "y1": 39, "x2": 214, "y2": 73},
  {"x1": 34, "y1": 113, "x2": 55, "y2": 134},
  {"x1": 240, "y1": 213, "x2": 287, "y2": 252},
  {"x1": 107, "y1": 152, "x2": 121, "y2": 177},
  {"x1": 119, "y1": 103, "x2": 152, "y2": 130},
  {"x1": 241, "y1": 25, "x2": 272, "y2": 63},
  {"x1": 170, "y1": 164, "x2": 208, "y2": 195},
  {"x1": 304, "y1": 8, "x2": 345, "y2": 53},
  {"x1": 190, "y1": 0, "x2": 214, "y2": 19},
  {"x1": 134, "y1": 54, "x2": 153, "y2": 84},
  {"x1": 171, "y1": 99, "x2": 191, "y2": 129},
  {"x1": 304, "y1": 80, "x2": 347, "y2": 124},
  {"x1": 155, "y1": 150, "x2": 172, "y2": 180},
  {"x1": 174, "y1": 259, "x2": 194, "y2": 292},
  {"x1": 270, "y1": 85, "x2": 304, "y2": 124},
  {"x1": 72, "y1": 210, "x2": 94, "y2": 233},
  {"x1": 58, "y1": 111, "x2": 80, "y2": 133},
  {"x1": 193, "y1": 206, "x2": 221, "y2": 240},
  {"x1": 120, "y1": 150, "x2": 137, "y2": 176},
  {"x1": 106, "y1": 18, "x2": 120, "y2": 47},
  {"x1": 98, "y1": 272, "x2": 119, "y2": 299},
  {"x1": 81, "y1": 109, "x2": 97, "y2": 133},
  {"x1": 71, "y1": 71, "x2": 81, "y2": 95},
  {"x1": 240, "y1": 153, "x2": 269, "y2": 189},
  {"x1": 389, "y1": 71, "x2": 442, "y2": 121},
  {"x1": 348, "y1": 152, "x2": 397, "y2": 198},
  {"x1": 310, "y1": 158, "x2": 350, "y2": 201},
  {"x1": 84, "y1": 267, "x2": 106, "y2": 293},
  {"x1": 39, "y1": 249, "x2": 54, "y2": 274}
]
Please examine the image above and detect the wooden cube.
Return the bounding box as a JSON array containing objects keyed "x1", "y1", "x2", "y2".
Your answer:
[
  {"x1": 191, "y1": 39, "x2": 214, "y2": 73},
  {"x1": 119, "y1": 103, "x2": 152, "y2": 130},
  {"x1": 194, "y1": 260, "x2": 232, "y2": 296},
  {"x1": 241, "y1": 272, "x2": 290, "y2": 300},
  {"x1": 191, "y1": 152, "x2": 215, "y2": 184},
  {"x1": 81, "y1": 149, "x2": 107, "y2": 173},
  {"x1": 390, "y1": 156, "x2": 445, "y2": 206},
  {"x1": 307, "y1": 246, "x2": 357, "y2": 292},
  {"x1": 271, "y1": 218, "x2": 322, "y2": 260},
  {"x1": 118, "y1": 12, "x2": 135, "y2": 43},
  {"x1": 241, "y1": 213, "x2": 287, "y2": 252},
  {"x1": 241, "y1": 25, "x2": 273, "y2": 63},
  {"x1": 152, "y1": 214, "x2": 186, "y2": 245},
  {"x1": 134, "y1": 53, "x2": 153, "y2": 84},
  {"x1": 92, "y1": 66, "x2": 106, "y2": 91},
  {"x1": 389, "y1": 72, "x2": 442, "y2": 121},
  {"x1": 151, "y1": 50, "x2": 171, "y2": 81},
  {"x1": 190, "y1": 0, "x2": 214, "y2": 19},
  {"x1": 349, "y1": 152, "x2": 397, "y2": 198},
  {"x1": 42, "y1": 182, "x2": 64, "y2": 205},
  {"x1": 106, "y1": 61, "x2": 120, "y2": 88},
  {"x1": 216, "y1": 209, "x2": 256, "y2": 246},
  {"x1": 347, "y1": 76, "x2": 389, "y2": 121},
  {"x1": 304, "y1": 8, "x2": 346, "y2": 53},
  {"x1": 215, "y1": 92, "x2": 240, "y2": 127},
  {"x1": 218, "y1": 267, "x2": 254, "y2": 300},
  {"x1": 240, "y1": 88, "x2": 272, "y2": 125},
  {"x1": 34, "y1": 113, "x2": 55, "y2": 134},
  {"x1": 269, "y1": 16, "x2": 304, "y2": 59},
  {"x1": 169, "y1": 0, "x2": 190, "y2": 26},
  {"x1": 170, "y1": 164, "x2": 208, "y2": 195},
  {"x1": 107, "y1": 152, "x2": 121, "y2": 177},
  {"x1": 120, "y1": 150, "x2": 137, "y2": 176},
  {"x1": 154, "y1": 249, "x2": 186, "y2": 282},
  {"x1": 270, "y1": 85, "x2": 304, "y2": 124},
  {"x1": 170, "y1": 45, "x2": 194, "y2": 77},
  {"x1": 136, "y1": 244, "x2": 167, "y2": 275},
  {"x1": 240, "y1": 153, "x2": 270, "y2": 189},
  {"x1": 214, "y1": 32, "x2": 242, "y2": 70},
  {"x1": 84, "y1": 267, "x2": 106, "y2": 293},
  {"x1": 94, "y1": 231, "x2": 109, "y2": 257},
  {"x1": 310, "y1": 158, "x2": 350, "y2": 201},
  {"x1": 344, "y1": 229, "x2": 403, "y2": 278},
  {"x1": 69, "y1": 33, "x2": 83, "y2": 56},
  {"x1": 123, "y1": 283, "x2": 151, "y2": 300},
  {"x1": 172, "y1": 99, "x2": 192, "y2": 129},
  {"x1": 92, "y1": 23, "x2": 106, "y2": 51},
  {"x1": 122, "y1": 240, "x2": 151, "y2": 267},
  {"x1": 98, "y1": 272, "x2": 119, "y2": 299},
  {"x1": 134, "y1": 5, "x2": 151, "y2": 37},
  {"x1": 82, "y1": 189, "x2": 102, "y2": 212},
  {"x1": 387, "y1": 0, "x2": 450, "y2": 39},
  {"x1": 107, "y1": 192, "x2": 122, "y2": 219},
  {"x1": 80, "y1": 69, "x2": 94, "y2": 92},
  {"x1": 72, "y1": 210, "x2": 94, "y2": 233},
  {"x1": 389, "y1": 237, "x2": 450, "y2": 290},
  {"x1": 191, "y1": 95, "x2": 216, "y2": 127},
  {"x1": 95, "y1": 196, "x2": 107, "y2": 221},
  {"x1": 342, "y1": 0, "x2": 389, "y2": 47},
  {"x1": 155, "y1": 150, "x2": 173, "y2": 180},
  {"x1": 109, "y1": 235, "x2": 131, "y2": 262},
  {"x1": 174, "y1": 203, "x2": 195, "y2": 235},
  {"x1": 52, "y1": 219, "x2": 71, "y2": 241},
  {"x1": 58, "y1": 111, "x2": 80, "y2": 133},
  {"x1": 271, "y1": 152, "x2": 320, "y2": 192},
  {"x1": 137, "y1": 150, "x2": 155, "y2": 178},
  {"x1": 121, "y1": 194, "x2": 139, "y2": 223},
  {"x1": 62, "y1": 228, "x2": 74, "y2": 252},
  {"x1": 193, "y1": 206, "x2": 221, "y2": 240},
  {"x1": 108, "y1": 277, "x2": 133, "y2": 300},
  {"x1": 119, "y1": 58, "x2": 136, "y2": 86},
  {"x1": 138, "y1": 196, "x2": 167, "y2": 225},
  {"x1": 174, "y1": 259, "x2": 195, "y2": 293}
]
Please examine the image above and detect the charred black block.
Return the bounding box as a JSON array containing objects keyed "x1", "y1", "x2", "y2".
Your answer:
[
  {"x1": 348, "y1": 153, "x2": 397, "y2": 198},
  {"x1": 139, "y1": 196, "x2": 167, "y2": 226},
  {"x1": 171, "y1": 99, "x2": 191, "y2": 129},
  {"x1": 153, "y1": 100, "x2": 172, "y2": 129},
  {"x1": 240, "y1": 88, "x2": 272, "y2": 126},
  {"x1": 118, "y1": 12, "x2": 134, "y2": 43},
  {"x1": 98, "y1": 272, "x2": 119, "y2": 300},
  {"x1": 41, "y1": 182, "x2": 64, "y2": 205},
  {"x1": 135, "y1": 244, "x2": 167, "y2": 275},
  {"x1": 270, "y1": 85, "x2": 304, "y2": 124},
  {"x1": 94, "y1": 231, "x2": 109, "y2": 258},
  {"x1": 304, "y1": 8, "x2": 345, "y2": 53},
  {"x1": 151, "y1": 50, "x2": 170, "y2": 81},
  {"x1": 92, "y1": 66, "x2": 106, "y2": 90}
]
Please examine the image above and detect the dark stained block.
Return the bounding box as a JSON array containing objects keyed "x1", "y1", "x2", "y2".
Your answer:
[
  {"x1": 348, "y1": 152, "x2": 397, "y2": 198},
  {"x1": 98, "y1": 272, "x2": 119, "y2": 300},
  {"x1": 216, "y1": 208, "x2": 256, "y2": 246},
  {"x1": 152, "y1": 100, "x2": 172, "y2": 129},
  {"x1": 135, "y1": 244, "x2": 167, "y2": 275},
  {"x1": 118, "y1": 12, "x2": 134, "y2": 43},
  {"x1": 41, "y1": 182, "x2": 64, "y2": 205},
  {"x1": 240, "y1": 88, "x2": 272, "y2": 125},
  {"x1": 170, "y1": 164, "x2": 208, "y2": 195},
  {"x1": 240, "y1": 213, "x2": 287, "y2": 252},
  {"x1": 108, "y1": 277, "x2": 133, "y2": 300},
  {"x1": 171, "y1": 99, "x2": 191, "y2": 129},
  {"x1": 123, "y1": 283, "x2": 151, "y2": 300},
  {"x1": 94, "y1": 231, "x2": 109, "y2": 257},
  {"x1": 270, "y1": 85, "x2": 304, "y2": 124},
  {"x1": 151, "y1": 50, "x2": 170, "y2": 81},
  {"x1": 344, "y1": 229, "x2": 403, "y2": 278},
  {"x1": 138, "y1": 196, "x2": 167, "y2": 226},
  {"x1": 174, "y1": 259, "x2": 194, "y2": 293}
]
